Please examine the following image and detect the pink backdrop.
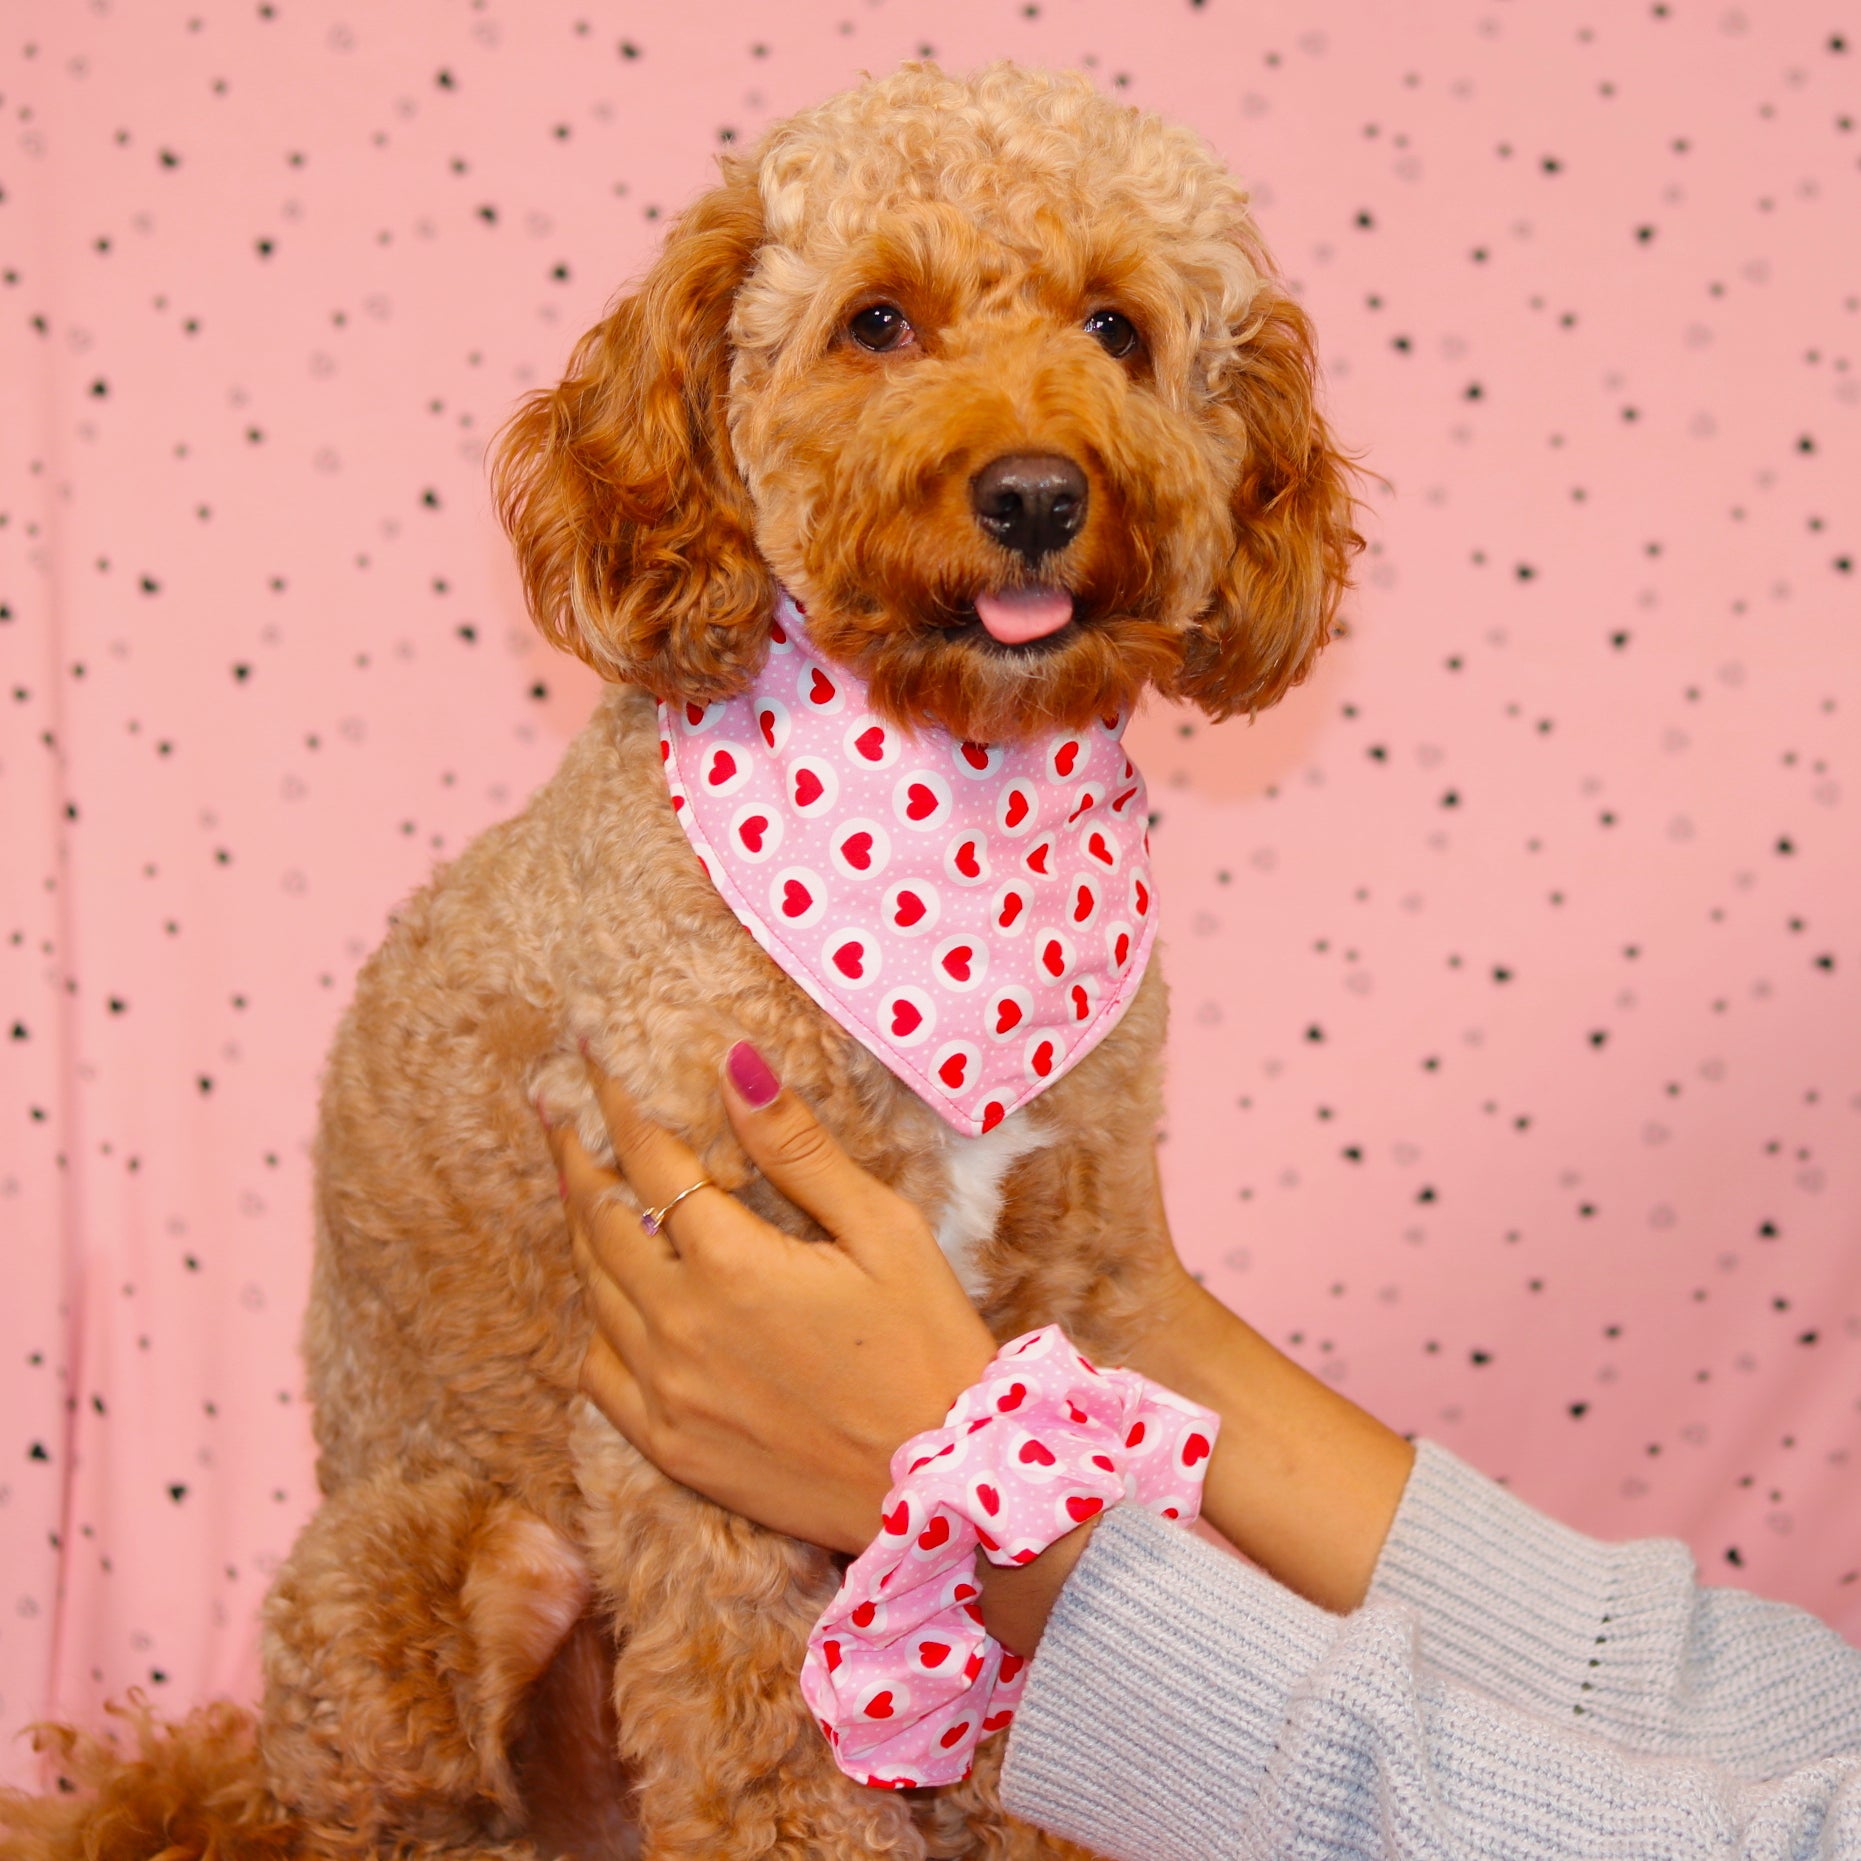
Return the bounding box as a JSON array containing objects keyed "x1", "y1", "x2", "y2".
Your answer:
[{"x1": 3, "y1": 0, "x2": 1857, "y2": 1780}]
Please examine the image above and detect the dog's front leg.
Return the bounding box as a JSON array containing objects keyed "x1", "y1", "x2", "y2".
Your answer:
[{"x1": 571, "y1": 1403, "x2": 928, "y2": 1861}]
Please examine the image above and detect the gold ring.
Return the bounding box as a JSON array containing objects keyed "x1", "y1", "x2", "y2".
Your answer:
[{"x1": 639, "y1": 1177, "x2": 716, "y2": 1238}]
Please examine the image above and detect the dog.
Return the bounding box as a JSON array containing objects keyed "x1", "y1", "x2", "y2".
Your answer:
[{"x1": 2, "y1": 60, "x2": 1357, "y2": 1861}]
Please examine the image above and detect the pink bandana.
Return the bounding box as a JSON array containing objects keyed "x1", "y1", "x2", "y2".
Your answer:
[{"x1": 657, "y1": 593, "x2": 1157, "y2": 1136}]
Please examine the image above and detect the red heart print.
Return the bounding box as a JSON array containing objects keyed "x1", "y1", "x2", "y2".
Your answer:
[
  {"x1": 955, "y1": 839, "x2": 981, "y2": 878},
  {"x1": 1025, "y1": 843, "x2": 1050, "y2": 876},
  {"x1": 809, "y1": 668, "x2": 836, "y2": 705},
  {"x1": 998, "y1": 891, "x2": 1024, "y2": 929},
  {"x1": 1054, "y1": 741, "x2": 1079, "y2": 778},
  {"x1": 1032, "y1": 1040, "x2": 1056, "y2": 1078},
  {"x1": 942, "y1": 945, "x2": 973, "y2": 982},
  {"x1": 982, "y1": 1710, "x2": 1014, "y2": 1733},
  {"x1": 832, "y1": 940, "x2": 865, "y2": 980},
  {"x1": 1041, "y1": 939, "x2": 1065, "y2": 978},
  {"x1": 1004, "y1": 789, "x2": 1030, "y2": 829},
  {"x1": 960, "y1": 741, "x2": 991, "y2": 770},
  {"x1": 1111, "y1": 784, "x2": 1138, "y2": 813},
  {"x1": 881, "y1": 1501, "x2": 907, "y2": 1535},
  {"x1": 855, "y1": 725, "x2": 886, "y2": 761},
  {"x1": 1087, "y1": 831, "x2": 1113, "y2": 865},
  {"x1": 976, "y1": 1482, "x2": 1000, "y2": 1516},
  {"x1": 852, "y1": 1599, "x2": 877, "y2": 1628},
  {"x1": 739, "y1": 816, "x2": 767, "y2": 853},
  {"x1": 659, "y1": 737, "x2": 671, "y2": 763},
  {"x1": 918, "y1": 1641, "x2": 949, "y2": 1670},
  {"x1": 1091, "y1": 1453, "x2": 1116, "y2": 1472},
  {"x1": 770, "y1": 618, "x2": 789, "y2": 642},
  {"x1": 684, "y1": 702, "x2": 706, "y2": 727},
  {"x1": 1070, "y1": 984, "x2": 1090, "y2": 1020},
  {"x1": 841, "y1": 830, "x2": 873, "y2": 870},
  {"x1": 1065, "y1": 1495, "x2": 1104, "y2": 1522},
  {"x1": 758, "y1": 707, "x2": 778, "y2": 749},
  {"x1": 890, "y1": 998, "x2": 923, "y2": 1037},
  {"x1": 938, "y1": 1051, "x2": 968, "y2": 1089},
  {"x1": 1113, "y1": 931, "x2": 1131, "y2": 966},
  {"x1": 781, "y1": 880, "x2": 812, "y2": 918},
  {"x1": 906, "y1": 782, "x2": 937, "y2": 821},
  {"x1": 939, "y1": 1721, "x2": 971, "y2": 1749},
  {"x1": 980, "y1": 1101, "x2": 1005, "y2": 1132},
  {"x1": 672, "y1": 794, "x2": 686, "y2": 813},
  {"x1": 864, "y1": 1691, "x2": 895, "y2": 1720},
  {"x1": 1073, "y1": 883, "x2": 1093, "y2": 922},
  {"x1": 999, "y1": 1653, "x2": 1024, "y2": 1685},
  {"x1": 954, "y1": 1582, "x2": 978, "y2": 1602},
  {"x1": 1125, "y1": 1421, "x2": 1147, "y2": 1448},
  {"x1": 1134, "y1": 878, "x2": 1151, "y2": 916},
  {"x1": 1182, "y1": 1432, "x2": 1212, "y2": 1466},
  {"x1": 963, "y1": 1650, "x2": 984, "y2": 1681},
  {"x1": 822, "y1": 1640, "x2": 844, "y2": 1672},
  {"x1": 794, "y1": 767, "x2": 824, "y2": 807},
  {"x1": 917, "y1": 1516, "x2": 951, "y2": 1551},
  {"x1": 707, "y1": 749, "x2": 737, "y2": 786},
  {"x1": 893, "y1": 890, "x2": 926, "y2": 928},
  {"x1": 1018, "y1": 1439, "x2": 1056, "y2": 1467},
  {"x1": 995, "y1": 1382, "x2": 1026, "y2": 1412},
  {"x1": 995, "y1": 998, "x2": 1023, "y2": 1034},
  {"x1": 1068, "y1": 791, "x2": 1096, "y2": 823},
  {"x1": 1068, "y1": 1401, "x2": 1089, "y2": 1423}
]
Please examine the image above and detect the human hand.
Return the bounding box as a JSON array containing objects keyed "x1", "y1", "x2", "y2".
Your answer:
[{"x1": 543, "y1": 1042, "x2": 998, "y2": 1556}]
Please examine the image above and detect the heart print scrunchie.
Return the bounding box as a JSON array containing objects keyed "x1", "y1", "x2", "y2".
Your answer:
[{"x1": 799, "y1": 1324, "x2": 1219, "y2": 1789}]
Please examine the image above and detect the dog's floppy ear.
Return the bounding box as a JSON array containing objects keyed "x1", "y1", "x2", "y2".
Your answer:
[
  {"x1": 490, "y1": 162, "x2": 775, "y2": 701},
  {"x1": 1170, "y1": 289, "x2": 1364, "y2": 720}
]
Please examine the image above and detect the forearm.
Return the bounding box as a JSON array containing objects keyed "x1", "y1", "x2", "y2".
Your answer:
[
  {"x1": 1127, "y1": 1277, "x2": 1414, "y2": 1614},
  {"x1": 980, "y1": 1278, "x2": 1413, "y2": 1651}
]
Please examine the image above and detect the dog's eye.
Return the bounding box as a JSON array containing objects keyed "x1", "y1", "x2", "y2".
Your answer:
[
  {"x1": 848, "y1": 303, "x2": 914, "y2": 353},
  {"x1": 1084, "y1": 310, "x2": 1139, "y2": 359}
]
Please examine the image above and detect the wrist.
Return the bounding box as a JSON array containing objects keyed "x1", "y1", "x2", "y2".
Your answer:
[{"x1": 975, "y1": 1516, "x2": 1098, "y2": 1656}]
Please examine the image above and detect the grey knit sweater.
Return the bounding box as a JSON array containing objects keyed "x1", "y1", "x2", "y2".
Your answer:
[{"x1": 1000, "y1": 1439, "x2": 1861, "y2": 1858}]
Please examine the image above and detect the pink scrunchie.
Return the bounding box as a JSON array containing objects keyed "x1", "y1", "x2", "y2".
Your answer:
[{"x1": 799, "y1": 1324, "x2": 1219, "y2": 1789}]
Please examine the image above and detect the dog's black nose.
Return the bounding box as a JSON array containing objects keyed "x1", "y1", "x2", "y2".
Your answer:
[{"x1": 969, "y1": 454, "x2": 1088, "y2": 562}]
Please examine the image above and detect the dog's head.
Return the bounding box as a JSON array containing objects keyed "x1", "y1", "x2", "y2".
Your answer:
[{"x1": 492, "y1": 63, "x2": 1361, "y2": 744}]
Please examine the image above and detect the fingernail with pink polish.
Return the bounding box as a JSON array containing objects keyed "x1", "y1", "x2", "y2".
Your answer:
[{"x1": 725, "y1": 1040, "x2": 781, "y2": 1109}]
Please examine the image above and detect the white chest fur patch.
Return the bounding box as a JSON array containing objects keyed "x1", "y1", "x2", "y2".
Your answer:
[{"x1": 933, "y1": 1113, "x2": 1052, "y2": 1302}]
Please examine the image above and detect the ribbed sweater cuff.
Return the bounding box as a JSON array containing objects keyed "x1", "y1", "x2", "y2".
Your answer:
[
  {"x1": 1370, "y1": 1437, "x2": 1696, "y2": 1740},
  {"x1": 1000, "y1": 1504, "x2": 1335, "y2": 1861}
]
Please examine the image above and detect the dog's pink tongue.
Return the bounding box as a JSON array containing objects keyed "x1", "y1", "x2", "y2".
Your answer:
[{"x1": 974, "y1": 587, "x2": 1075, "y2": 644}]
